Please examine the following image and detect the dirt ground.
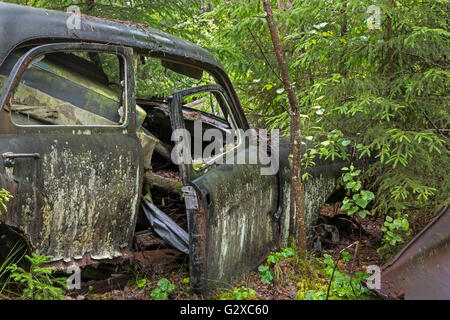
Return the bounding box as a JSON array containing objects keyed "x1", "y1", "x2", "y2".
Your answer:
[{"x1": 66, "y1": 203, "x2": 434, "y2": 301}]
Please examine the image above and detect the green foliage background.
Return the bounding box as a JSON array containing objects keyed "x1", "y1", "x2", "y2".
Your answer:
[
  {"x1": 199, "y1": 0, "x2": 449, "y2": 221},
  {"x1": 5, "y1": 0, "x2": 449, "y2": 254}
]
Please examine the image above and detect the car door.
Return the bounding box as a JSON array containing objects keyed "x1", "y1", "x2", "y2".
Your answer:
[
  {"x1": 169, "y1": 84, "x2": 280, "y2": 292},
  {"x1": 0, "y1": 43, "x2": 142, "y2": 264}
]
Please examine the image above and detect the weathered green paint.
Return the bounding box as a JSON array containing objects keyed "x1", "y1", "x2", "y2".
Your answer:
[
  {"x1": 193, "y1": 151, "x2": 279, "y2": 288},
  {"x1": 0, "y1": 133, "x2": 142, "y2": 262}
]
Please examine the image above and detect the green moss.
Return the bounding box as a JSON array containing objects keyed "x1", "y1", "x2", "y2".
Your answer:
[{"x1": 216, "y1": 286, "x2": 259, "y2": 300}]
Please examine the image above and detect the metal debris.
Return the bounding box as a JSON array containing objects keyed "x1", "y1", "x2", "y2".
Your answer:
[
  {"x1": 376, "y1": 205, "x2": 449, "y2": 300},
  {"x1": 142, "y1": 199, "x2": 189, "y2": 254}
]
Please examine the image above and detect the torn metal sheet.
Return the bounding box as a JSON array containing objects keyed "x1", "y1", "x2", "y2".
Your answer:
[
  {"x1": 142, "y1": 199, "x2": 189, "y2": 254},
  {"x1": 376, "y1": 205, "x2": 449, "y2": 300}
]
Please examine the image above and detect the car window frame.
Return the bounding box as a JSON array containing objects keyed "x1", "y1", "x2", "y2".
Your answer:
[
  {"x1": 0, "y1": 43, "x2": 136, "y2": 134},
  {"x1": 168, "y1": 84, "x2": 244, "y2": 182}
]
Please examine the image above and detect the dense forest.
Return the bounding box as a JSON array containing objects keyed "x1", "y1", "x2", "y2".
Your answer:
[{"x1": 0, "y1": 0, "x2": 448, "y2": 301}]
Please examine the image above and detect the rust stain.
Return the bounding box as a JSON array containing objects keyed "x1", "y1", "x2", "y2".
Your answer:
[{"x1": 376, "y1": 205, "x2": 450, "y2": 300}]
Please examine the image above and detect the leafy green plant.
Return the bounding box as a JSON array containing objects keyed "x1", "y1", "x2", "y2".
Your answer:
[
  {"x1": 204, "y1": 0, "x2": 448, "y2": 251},
  {"x1": 218, "y1": 286, "x2": 259, "y2": 300},
  {"x1": 266, "y1": 247, "x2": 295, "y2": 264},
  {"x1": 0, "y1": 188, "x2": 12, "y2": 215},
  {"x1": 317, "y1": 129, "x2": 352, "y2": 161},
  {"x1": 7, "y1": 253, "x2": 67, "y2": 300},
  {"x1": 294, "y1": 251, "x2": 371, "y2": 300},
  {"x1": 150, "y1": 278, "x2": 174, "y2": 300},
  {"x1": 303, "y1": 289, "x2": 327, "y2": 300},
  {"x1": 378, "y1": 214, "x2": 411, "y2": 258},
  {"x1": 258, "y1": 247, "x2": 295, "y2": 284},
  {"x1": 340, "y1": 165, "x2": 375, "y2": 218},
  {"x1": 136, "y1": 278, "x2": 147, "y2": 290},
  {"x1": 257, "y1": 265, "x2": 274, "y2": 284},
  {"x1": 318, "y1": 253, "x2": 372, "y2": 300}
]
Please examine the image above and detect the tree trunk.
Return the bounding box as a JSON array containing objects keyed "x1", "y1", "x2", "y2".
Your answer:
[
  {"x1": 262, "y1": 0, "x2": 306, "y2": 253},
  {"x1": 87, "y1": 0, "x2": 95, "y2": 12},
  {"x1": 386, "y1": 0, "x2": 393, "y2": 80},
  {"x1": 143, "y1": 171, "x2": 183, "y2": 195}
]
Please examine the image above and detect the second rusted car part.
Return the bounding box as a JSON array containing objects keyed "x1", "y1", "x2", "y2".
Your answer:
[{"x1": 376, "y1": 205, "x2": 449, "y2": 300}]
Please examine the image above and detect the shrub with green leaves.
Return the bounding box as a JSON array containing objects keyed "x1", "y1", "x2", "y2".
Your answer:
[
  {"x1": 318, "y1": 253, "x2": 372, "y2": 300},
  {"x1": 258, "y1": 265, "x2": 274, "y2": 284},
  {"x1": 0, "y1": 188, "x2": 12, "y2": 215},
  {"x1": 340, "y1": 165, "x2": 375, "y2": 218},
  {"x1": 378, "y1": 214, "x2": 411, "y2": 258},
  {"x1": 258, "y1": 247, "x2": 295, "y2": 284},
  {"x1": 136, "y1": 278, "x2": 147, "y2": 290},
  {"x1": 266, "y1": 247, "x2": 295, "y2": 264},
  {"x1": 7, "y1": 254, "x2": 67, "y2": 300},
  {"x1": 294, "y1": 251, "x2": 371, "y2": 300},
  {"x1": 203, "y1": 0, "x2": 449, "y2": 256},
  {"x1": 150, "y1": 278, "x2": 174, "y2": 300}
]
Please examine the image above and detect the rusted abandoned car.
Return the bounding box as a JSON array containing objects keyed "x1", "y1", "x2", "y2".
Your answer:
[{"x1": 0, "y1": 3, "x2": 344, "y2": 293}]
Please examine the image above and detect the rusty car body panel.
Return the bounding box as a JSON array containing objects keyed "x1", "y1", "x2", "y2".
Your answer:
[
  {"x1": 376, "y1": 205, "x2": 449, "y2": 300},
  {"x1": 0, "y1": 3, "x2": 346, "y2": 294},
  {"x1": 0, "y1": 43, "x2": 142, "y2": 264}
]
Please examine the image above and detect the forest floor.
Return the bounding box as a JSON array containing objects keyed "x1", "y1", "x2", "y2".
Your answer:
[{"x1": 67, "y1": 203, "x2": 429, "y2": 301}]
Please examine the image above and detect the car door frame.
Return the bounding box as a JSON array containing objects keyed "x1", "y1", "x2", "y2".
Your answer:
[
  {"x1": 168, "y1": 84, "x2": 280, "y2": 293},
  {"x1": 0, "y1": 42, "x2": 143, "y2": 264},
  {"x1": 0, "y1": 43, "x2": 137, "y2": 134},
  {"x1": 168, "y1": 84, "x2": 244, "y2": 183}
]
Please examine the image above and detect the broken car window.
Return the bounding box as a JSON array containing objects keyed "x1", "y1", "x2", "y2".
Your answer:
[
  {"x1": 183, "y1": 91, "x2": 227, "y2": 120},
  {"x1": 4, "y1": 51, "x2": 126, "y2": 126},
  {"x1": 181, "y1": 89, "x2": 240, "y2": 171},
  {"x1": 136, "y1": 55, "x2": 214, "y2": 99}
]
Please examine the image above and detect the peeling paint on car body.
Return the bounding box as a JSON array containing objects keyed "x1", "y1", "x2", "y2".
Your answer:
[{"x1": 0, "y1": 134, "x2": 142, "y2": 263}]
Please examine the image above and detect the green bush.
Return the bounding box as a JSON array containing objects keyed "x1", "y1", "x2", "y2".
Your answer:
[
  {"x1": 151, "y1": 278, "x2": 174, "y2": 300},
  {"x1": 7, "y1": 254, "x2": 67, "y2": 300},
  {"x1": 378, "y1": 214, "x2": 411, "y2": 258},
  {"x1": 258, "y1": 247, "x2": 295, "y2": 284},
  {"x1": 340, "y1": 165, "x2": 375, "y2": 218},
  {"x1": 316, "y1": 253, "x2": 372, "y2": 300},
  {"x1": 203, "y1": 0, "x2": 449, "y2": 257},
  {"x1": 0, "y1": 188, "x2": 12, "y2": 215}
]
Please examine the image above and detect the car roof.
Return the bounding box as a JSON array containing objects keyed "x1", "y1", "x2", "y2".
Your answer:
[
  {"x1": 0, "y1": 2, "x2": 250, "y2": 130},
  {"x1": 0, "y1": 2, "x2": 224, "y2": 73}
]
